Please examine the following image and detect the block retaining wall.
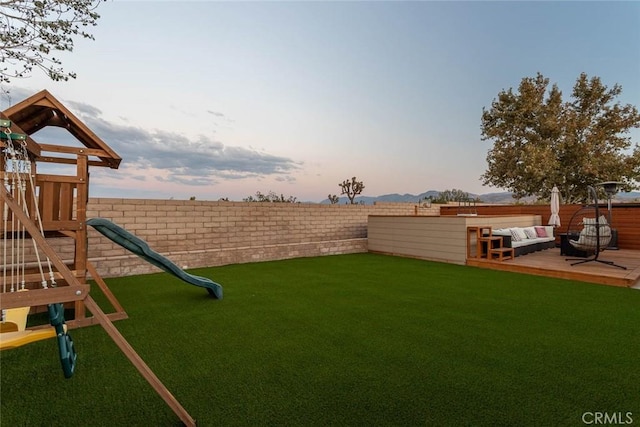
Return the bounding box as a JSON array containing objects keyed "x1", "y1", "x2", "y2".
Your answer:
[{"x1": 85, "y1": 198, "x2": 439, "y2": 278}]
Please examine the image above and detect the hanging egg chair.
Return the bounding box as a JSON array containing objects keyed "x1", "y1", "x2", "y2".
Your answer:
[
  {"x1": 566, "y1": 208, "x2": 611, "y2": 254},
  {"x1": 565, "y1": 186, "x2": 626, "y2": 269}
]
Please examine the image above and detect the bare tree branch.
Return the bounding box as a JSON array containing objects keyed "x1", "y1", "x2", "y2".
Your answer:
[{"x1": 0, "y1": 0, "x2": 102, "y2": 83}]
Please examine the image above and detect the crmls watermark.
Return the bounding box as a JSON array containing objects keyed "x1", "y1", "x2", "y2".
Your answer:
[{"x1": 582, "y1": 412, "x2": 633, "y2": 425}]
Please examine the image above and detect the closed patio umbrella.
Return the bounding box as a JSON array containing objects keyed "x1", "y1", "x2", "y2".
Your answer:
[{"x1": 548, "y1": 186, "x2": 561, "y2": 228}]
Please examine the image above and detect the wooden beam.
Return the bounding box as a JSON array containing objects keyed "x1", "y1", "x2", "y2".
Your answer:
[
  {"x1": 40, "y1": 220, "x2": 81, "y2": 231},
  {"x1": 87, "y1": 260, "x2": 126, "y2": 315},
  {"x1": 67, "y1": 311, "x2": 129, "y2": 329},
  {"x1": 0, "y1": 286, "x2": 89, "y2": 310},
  {"x1": 38, "y1": 143, "x2": 110, "y2": 158},
  {"x1": 37, "y1": 156, "x2": 112, "y2": 168},
  {"x1": 83, "y1": 295, "x2": 197, "y2": 427},
  {"x1": 36, "y1": 173, "x2": 84, "y2": 184},
  {"x1": 1, "y1": 270, "x2": 81, "y2": 285}
]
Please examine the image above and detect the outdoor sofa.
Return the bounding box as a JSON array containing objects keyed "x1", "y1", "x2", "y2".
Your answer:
[{"x1": 491, "y1": 226, "x2": 556, "y2": 257}]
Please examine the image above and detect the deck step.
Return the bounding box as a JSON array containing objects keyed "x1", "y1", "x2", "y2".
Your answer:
[{"x1": 489, "y1": 247, "x2": 515, "y2": 262}]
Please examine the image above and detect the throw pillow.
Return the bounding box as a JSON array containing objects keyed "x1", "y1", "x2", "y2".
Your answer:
[
  {"x1": 513, "y1": 228, "x2": 528, "y2": 240},
  {"x1": 524, "y1": 227, "x2": 537, "y2": 239},
  {"x1": 534, "y1": 226, "x2": 548, "y2": 238},
  {"x1": 583, "y1": 215, "x2": 609, "y2": 226},
  {"x1": 572, "y1": 216, "x2": 612, "y2": 249},
  {"x1": 576, "y1": 224, "x2": 610, "y2": 247},
  {"x1": 581, "y1": 216, "x2": 612, "y2": 237},
  {"x1": 510, "y1": 228, "x2": 522, "y2": 242}
]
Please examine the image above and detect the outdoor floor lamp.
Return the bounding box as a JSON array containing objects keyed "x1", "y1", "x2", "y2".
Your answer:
[{"x1": 596, "y1": 181, "x2": 624, "y2": 250}]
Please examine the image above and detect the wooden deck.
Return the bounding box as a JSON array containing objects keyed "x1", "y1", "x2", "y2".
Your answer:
[{"x1": 467, "y1": 248, "x2": 640, "y2": 288}]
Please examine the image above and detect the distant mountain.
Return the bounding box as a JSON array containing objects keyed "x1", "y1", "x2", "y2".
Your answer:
[
  {"x1": 321, "y1": 191, "x2": 507, "y2": 205},
  {"x1": 320, "y1": 190, "x2": 640, "y2": 205},
  {"x1": 321, "y1": 191, "x2": 439, "y2": 205},
  {"x1": 617, "y1": 191, "x2": 640, "y2": 201}
]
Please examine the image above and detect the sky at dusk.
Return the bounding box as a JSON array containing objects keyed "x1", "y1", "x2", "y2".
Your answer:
[{"x1": 3, "y1": 1, "x2": 639, "y2": 202}]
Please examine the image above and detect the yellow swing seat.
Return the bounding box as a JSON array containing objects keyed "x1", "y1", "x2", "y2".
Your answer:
[
  {"x1": 0, "y1": 327, "x2": 61, "y2": 351},
  {"x1": 0, "y1": 299, "x2": 63, "y2": 351}
]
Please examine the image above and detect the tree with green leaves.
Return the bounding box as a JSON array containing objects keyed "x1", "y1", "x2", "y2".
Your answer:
[
  {"x1": 1, "y1": 0, "x2": 102, "y2": 83},
  {"x1": 481, "y1": 72, "x2": 640, "y2": 203},
  {"x1": 243, "y1": 191, "x2": 298, "y2": 203},
  {"x1": 339, "y1": 177, "x2": 364, "y2": 204},
  {"x1": 431, "y1": 189, "x2": 472, "y2": 204}
]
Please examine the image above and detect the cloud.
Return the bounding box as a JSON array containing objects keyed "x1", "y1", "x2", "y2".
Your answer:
[
  {"x1": 0, "y1": 86, "x2": 33, "y2": 107},
  {"x1": 2, "y1": 88, "x2": 302, "y2": 200},
  {"x1": 66, "y1": 99, "x2": 103, "y2": 119},
  {"x1": 207, "y1": 110, "x2": 225, "y2": 118},
  {"x1": 19, "y1": 95, "x2": 302, "y2": 187},
  {"x1": 156, "y1": 174, "x2": 214, "y2": 186}
]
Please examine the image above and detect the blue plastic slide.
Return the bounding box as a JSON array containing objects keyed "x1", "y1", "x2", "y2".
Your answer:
[{"x1": 87, "y1": 218, "x2": 223, "y2": 299}]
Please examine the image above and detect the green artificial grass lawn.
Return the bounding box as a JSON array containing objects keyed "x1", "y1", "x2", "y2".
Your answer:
[{"x1": 1, "y1": 253, "x2": 639, "y2": 426}]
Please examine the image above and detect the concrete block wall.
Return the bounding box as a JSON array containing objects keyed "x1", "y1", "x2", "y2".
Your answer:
[{"x1": 86, "y1": 198, "x2": 439, "y2": 278}]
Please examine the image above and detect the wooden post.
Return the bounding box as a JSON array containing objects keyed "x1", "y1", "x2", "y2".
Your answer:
[
  {"x1": 86, "y1": 260, "x2": 127, "y2": 315},
  {"x1": 74, "y1": 154, "x2": 89, "y2": 319},
  {"x1": 83, "y1": 296, "x2": 196, "y2": 427}
]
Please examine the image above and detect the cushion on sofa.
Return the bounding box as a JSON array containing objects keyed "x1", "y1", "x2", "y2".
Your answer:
[
  {"x1": 492, "y1": 228, "x2": 511, "y2": 236},
  {"x1": 544, "y1": 226, "x2": 554, "y2": 239},
  {"x1": 523, "y1": 227, "x2": 537, "y2": 239},
  {"x1": 490, "y1": 225, "x2": 555, "y2": 256},
  {"x1": 535, "y1": 226, "x2": 548, "y2": 237},
  {"x1": 512, "y1": 228, "x2": 528, "y2": 241},
  {"x1": 510, "y1": 228, "x2": 522, "y2": 242}
]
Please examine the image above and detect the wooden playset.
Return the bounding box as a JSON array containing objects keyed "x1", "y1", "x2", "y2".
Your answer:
[{"x1": 1, "y1": 90, "x2": 196, "y2": 426}]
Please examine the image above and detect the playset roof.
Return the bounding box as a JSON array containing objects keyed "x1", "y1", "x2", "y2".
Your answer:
[{"x1": 2, "y1": 89, "x2": 121, "y2": 169}]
